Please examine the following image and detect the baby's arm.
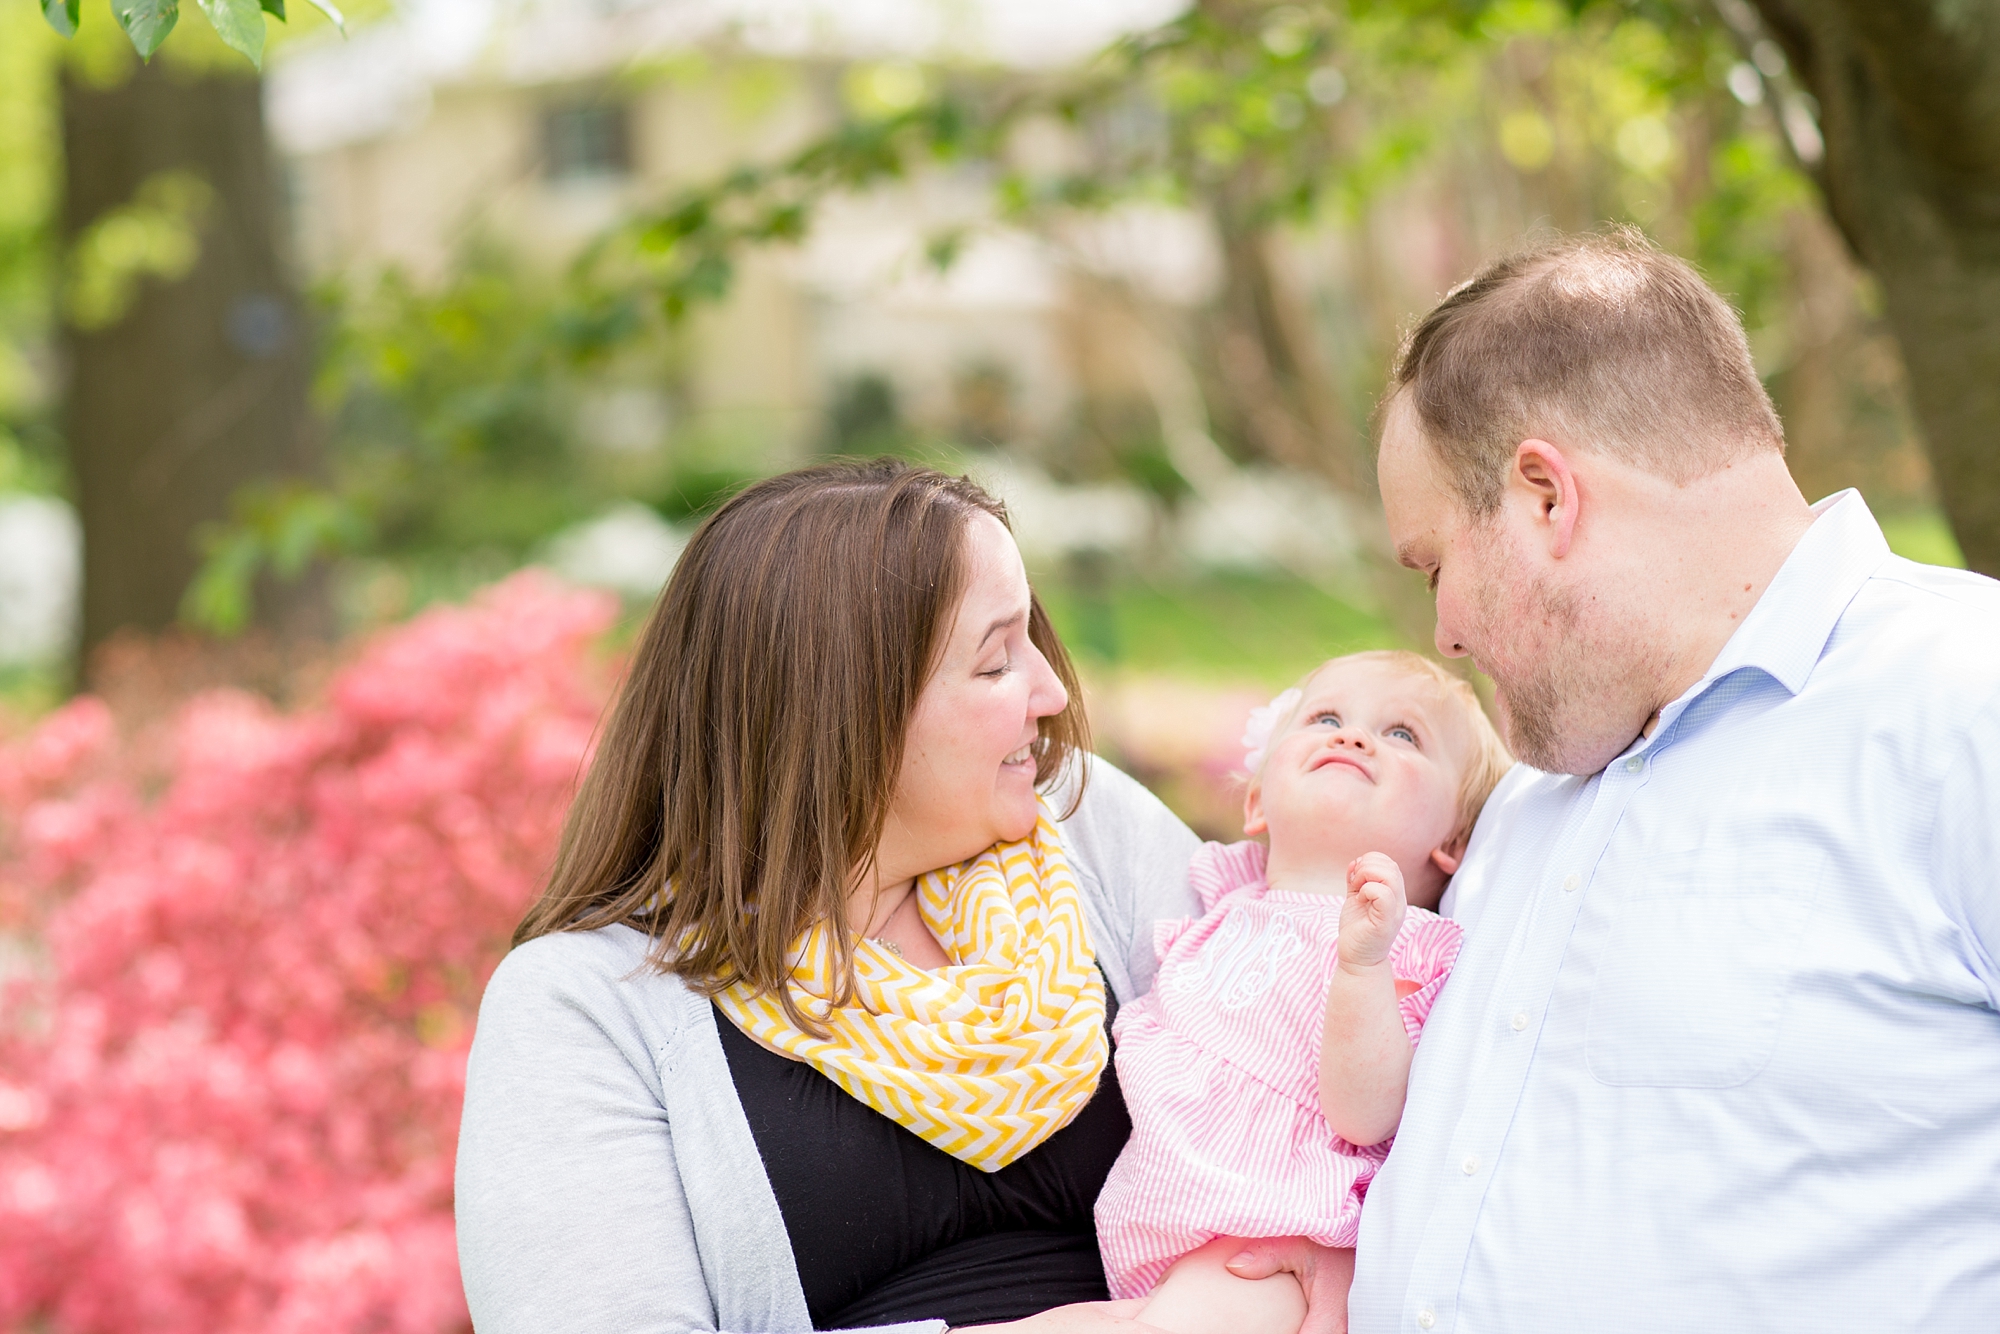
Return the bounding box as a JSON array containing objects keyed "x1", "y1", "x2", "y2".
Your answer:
[{"x1": 1319, "y1": 851, "x2": 1415, "y2": 1146}]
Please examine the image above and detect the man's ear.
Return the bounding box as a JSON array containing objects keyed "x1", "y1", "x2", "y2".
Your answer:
[
  {"x1": 1242, "y1": 780, "x2": 1269, "y2": 838},
  {"x1": 1513, "y1": 439, "x2": 1582, "y2": 560},
  {"x1": 1429, "y1": 829, "x2": 1470, "y2": 877}
]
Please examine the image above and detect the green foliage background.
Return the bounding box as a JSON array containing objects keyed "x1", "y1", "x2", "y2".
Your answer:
[{"x1": 1, "y1": 0, "x2": 1961, "y2": 690}]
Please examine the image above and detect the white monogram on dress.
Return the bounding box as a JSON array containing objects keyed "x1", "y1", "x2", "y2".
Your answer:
[{"x1": 1168, "y1": 908, "x2": 1307, "y2": 1011}]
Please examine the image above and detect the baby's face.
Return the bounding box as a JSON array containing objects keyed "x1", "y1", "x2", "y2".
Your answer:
[{"x1": 1247, "y1": 658, "x2": 1470, "y2": 902}]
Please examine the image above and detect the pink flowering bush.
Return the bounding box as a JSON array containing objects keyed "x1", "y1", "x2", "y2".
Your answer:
[
  {"x1": 1088, "y1": 676, "x2": 1268, "y2": 841},
  {"x1": 0, "y1": 572, "x2": 618, "y2": 1334}
]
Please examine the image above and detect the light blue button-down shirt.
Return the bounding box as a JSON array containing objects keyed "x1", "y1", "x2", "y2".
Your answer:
[{"x1": 1351, "y1": 491, "x2": 2000, "y2": 1333}]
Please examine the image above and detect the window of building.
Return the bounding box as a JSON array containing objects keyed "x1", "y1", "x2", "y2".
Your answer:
[{"x1": 542, "y1": 100, "x2": 631, "y2": 183}]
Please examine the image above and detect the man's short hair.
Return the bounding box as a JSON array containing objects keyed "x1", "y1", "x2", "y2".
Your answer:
[{"x1": 1388, "y1": 228, "x2": 1784, "y2": 514}]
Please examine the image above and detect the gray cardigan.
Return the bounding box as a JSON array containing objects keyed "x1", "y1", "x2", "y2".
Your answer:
[{"x1": 455, "y1": 760, "x2": 1204, "y2": 1334}]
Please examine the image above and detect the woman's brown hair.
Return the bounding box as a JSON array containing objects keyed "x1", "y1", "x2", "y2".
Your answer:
[{"x1": 513, "y1": 458, "x2": 1090, "y2": 1028}]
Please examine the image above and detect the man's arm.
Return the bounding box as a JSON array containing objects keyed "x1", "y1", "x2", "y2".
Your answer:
[{"x1": 1930, "y1": 688, "x2": 2000, "y2": 1007}]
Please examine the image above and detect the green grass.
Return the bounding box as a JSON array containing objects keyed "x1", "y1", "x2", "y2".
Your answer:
[
  {"x1": 0, "y1": 661, "x2": 65, "y2": 726},
  {"x1": 1878, "y1": 507, "x2": 1964, "y2": 569},
  {"x1": 1035, "y1": 570, "x2": 1405, "y2": 687}
]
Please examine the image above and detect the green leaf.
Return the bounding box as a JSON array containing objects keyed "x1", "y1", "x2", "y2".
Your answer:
[
  {"x1": 754, "y1": 203, "x2": 808, "y2": 243},
  {"x1": 112, "y1": 0, "x2": 180, "y2": 59},
  {"x1": 180, "y1": 529, "x2": 262, "y2": 635},
  {"x1": 269, "y1": 490, "x2": 366, "y2": 577},
  {"x1": 197, "y1": 0, "x2": 266, "y2": 67},
  {"x1": 261, "y1": 0, "x2": 286, "y2": 19},
  {"x1": 301, "y1": 0, "x2": 343, "y2": 32},
  {"x1": 923, "y1": 227, "x2": 967, "y2": 272},
  {"x1": 41, "y1": 0, "x2": 81, "y2": 38}
]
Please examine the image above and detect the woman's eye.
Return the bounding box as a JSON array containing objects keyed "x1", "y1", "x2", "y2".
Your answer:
[
  {"x1": 980, "y1": 660, "x2": 1011, "y2": 679},
  {"x1": 1388, "y1": 726, "x2": 1417, "y2": 745}
]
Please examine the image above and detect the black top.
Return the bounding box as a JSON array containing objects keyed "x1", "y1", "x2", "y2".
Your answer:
[{"x1": 713, "y1": 985, "x2": 1129, "y2": 1329}]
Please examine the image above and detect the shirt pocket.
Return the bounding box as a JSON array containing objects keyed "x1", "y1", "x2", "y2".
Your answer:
[{"x1": 1585, "y1": 847, "x2": 1828, "y2": 1089}]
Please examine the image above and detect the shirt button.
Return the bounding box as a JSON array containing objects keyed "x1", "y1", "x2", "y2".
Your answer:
[
  {"x1": 1462, "y1": 1155, "x2": 1480, "y2": 1175},
  {"x1": 1625, "y1": 755, "x2": 1644, "y2": 773},
  {"x1": 1417, "y1": 1310, "x2": 1436, "y2": 1330},
  {"x1": 1562, "y1": 873, "x2": 1580, "y2": 893},
  {"x1": 1511, "y1": 1011, "x2": 1529, "y2": 1031}
]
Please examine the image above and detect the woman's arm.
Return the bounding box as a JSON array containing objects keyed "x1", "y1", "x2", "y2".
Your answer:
[
  {"x1": 458, "y1": 932, "x2": 944, "y2": 1334},
  {"x1": 457, "y1": 940, "x2": 731, "y2": 1333},
  {"x1": 457, "y1": 935, "x2": 788, "y2": 1334}
]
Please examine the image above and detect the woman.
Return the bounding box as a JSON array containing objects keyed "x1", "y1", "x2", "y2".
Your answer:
[{"x1": 456, "y1": 461, "x2": 1343, "y2": 1333}]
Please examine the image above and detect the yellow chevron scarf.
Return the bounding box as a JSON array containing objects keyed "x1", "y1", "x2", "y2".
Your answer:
[{"x1": 714, "y1": 802, "x2": 1106, "y2": 1172}]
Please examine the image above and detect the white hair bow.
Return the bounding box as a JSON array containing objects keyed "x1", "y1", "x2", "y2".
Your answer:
[{"x1": 1240, "y1": 687, "x2": 1302, "y2": 774}]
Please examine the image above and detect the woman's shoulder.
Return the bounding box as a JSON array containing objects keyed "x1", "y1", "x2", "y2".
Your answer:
[
  {"x1": 1049, "y1": 756, "x2": 1203, "y2": 1005},
  {"x1": 479, "y1": 924, "x2": 712, "y2": 1058},
  {"x1": 1051, "y1": 756, "x2": 1202, "y2": 880},
  {"x1": 490, "y1": 921, "x2": 657, "y2": 993}
]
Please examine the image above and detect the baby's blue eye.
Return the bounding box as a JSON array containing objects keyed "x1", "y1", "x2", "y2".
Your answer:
[
  {"x1": 1388, "y1": 725, "x2": 1417, "y2": 744},
  {"x1": 1311, "y1": 711, "x2": 1341, "y2": 728}
]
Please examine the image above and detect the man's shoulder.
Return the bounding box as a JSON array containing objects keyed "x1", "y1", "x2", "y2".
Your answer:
[
  {"x1": 1852, "y1": 556, "x2": 2000, "y2": 646},
  {"x1": 1827, "y1": 555, "x2": 2000, "y2": 697}
]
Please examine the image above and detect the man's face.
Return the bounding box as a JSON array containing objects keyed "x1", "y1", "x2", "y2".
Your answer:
[{"x1": 1377, "y1": 395, "x2": 1658, "y2": 775}]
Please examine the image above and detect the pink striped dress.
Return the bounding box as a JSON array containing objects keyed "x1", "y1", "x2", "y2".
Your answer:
[{"x1": 1094, "y1": 840, "x2": 1463, "y2": 1299}]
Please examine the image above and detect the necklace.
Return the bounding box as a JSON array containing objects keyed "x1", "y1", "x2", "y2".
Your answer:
[{"x1": 871, "y1": 936, "x2": 905, "y2": 959}]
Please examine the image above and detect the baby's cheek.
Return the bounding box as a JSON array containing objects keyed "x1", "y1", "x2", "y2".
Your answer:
[{"x1": 1421, "y1": 768, "x2": 1464, "y2": 836}]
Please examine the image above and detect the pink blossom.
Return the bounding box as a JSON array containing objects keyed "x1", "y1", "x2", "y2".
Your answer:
[{"x1": 0, "y1": 572, "x2": 619, "y2": 1333}]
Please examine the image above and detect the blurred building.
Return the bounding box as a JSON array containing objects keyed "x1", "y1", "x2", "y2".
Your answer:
[{"x1": 267, "y1": 0, "x2": 1195, "y2": 465}]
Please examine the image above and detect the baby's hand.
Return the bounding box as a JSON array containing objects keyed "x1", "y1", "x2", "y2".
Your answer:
[{"x1": 1339, "y1": 852, "x2": 1407, "y2": 972}]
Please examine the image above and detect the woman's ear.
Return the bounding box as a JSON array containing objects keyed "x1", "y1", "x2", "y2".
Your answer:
[
  {"x1": 1242, "y1": 780, "x2": 1269, "y2": 838},
  {"x1": 1429, "y1": 829, "x2": 1470, "y2": 877}
]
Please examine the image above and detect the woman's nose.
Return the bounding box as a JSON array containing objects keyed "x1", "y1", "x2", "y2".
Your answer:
[{"x1": 1027, "y1": 644, "x2": 1069, "y2": 719}]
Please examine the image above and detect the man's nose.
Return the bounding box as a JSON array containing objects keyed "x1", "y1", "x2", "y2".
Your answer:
[{"x1": 1435, "y1": 619, "x2": 1469, "y2": 659}]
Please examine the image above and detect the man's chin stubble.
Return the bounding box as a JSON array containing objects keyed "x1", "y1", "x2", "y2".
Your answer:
[
  {"x1": 1477, "y1": 570, "x2": 1659, "y2": 776},
  {"x1": 1497, "y1": 676, "x2": 1651, "y2": 775},
  {"x1": 1495, "y1": 683, "x2": 1571, "y2": 773}
]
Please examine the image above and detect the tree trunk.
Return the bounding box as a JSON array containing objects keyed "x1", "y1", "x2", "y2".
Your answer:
[
  {"x1": 1748, "y1": 0, "x2": 2000, "y2": 576},
  {"x1": 1203, "y1": 186, "x2": 1360, "y2": 490},
  {"x1": 60, "y1": 56, "x2": 320, "y2": 668}
]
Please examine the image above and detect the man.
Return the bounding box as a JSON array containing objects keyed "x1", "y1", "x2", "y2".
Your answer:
[{"x1": 1352, "y1": 230, "x2": 2000, "y2": 1330}]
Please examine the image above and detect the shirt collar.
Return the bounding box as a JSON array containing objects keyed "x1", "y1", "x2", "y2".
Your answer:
[{"x1": 1676, "y1": 488, "x2": 1890, "y2": 707}]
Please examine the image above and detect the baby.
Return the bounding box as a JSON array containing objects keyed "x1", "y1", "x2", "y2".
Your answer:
[{"x1": 1095, "y1": 650, "x2": 1512, "y2": 1333}]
